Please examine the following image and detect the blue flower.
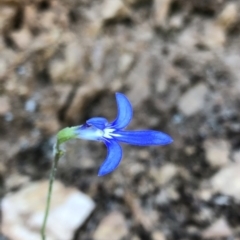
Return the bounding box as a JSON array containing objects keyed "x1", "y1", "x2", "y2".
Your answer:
[{"x1": 74, "y1": 93, "x2": 173, "y2": 176}]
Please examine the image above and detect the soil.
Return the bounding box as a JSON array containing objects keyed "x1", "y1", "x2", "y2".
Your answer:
[{"x1": 1, "y1": 0, "x2": 240, "y2": 239}]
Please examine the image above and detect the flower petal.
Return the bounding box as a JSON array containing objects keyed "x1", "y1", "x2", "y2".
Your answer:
[
  {"x1": 87, "y1": 117, "x2": 108, "y2": 130},
  {"x1": 110, "y1": 92, "x2": 133, "y2": 129},
  {"x1": 98, "y1": 140, "x2": 122, "y2": 176},
  {"x1": 114, "y1": 130, "x2": 173, "y2": 146}
]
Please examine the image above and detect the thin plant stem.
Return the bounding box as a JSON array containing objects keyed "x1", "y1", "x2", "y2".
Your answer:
[{"x1": 41, "y1": 141, "x2": 62, "y2": 240}]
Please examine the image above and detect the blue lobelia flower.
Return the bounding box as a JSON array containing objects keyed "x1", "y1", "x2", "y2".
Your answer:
[{"x1": 73, "y1": 93, "x2": 173, "y2": 176}]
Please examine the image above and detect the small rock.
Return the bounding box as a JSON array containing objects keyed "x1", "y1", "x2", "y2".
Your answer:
[
  {"x1": 178, "y1": 83, "x2": 208, "y2": 116},
  {"x1": 93, "y1": 211, "x2": 128, "y2": 240},
  {"x1": 150, "y1": 164, "x2": 178, "y2": 186},
  {"x1": 118, "y1": 53, "x2": 134, "y2": 74},
  {"x1": 202, "y1": 218, "x2": 233, "y2": 239},
  {"x1": 200, "y1": 21, "x2": 226, "y2": 49},
  {"x1": 0, "y1": 96, "x2": 10, "y2": 115},
  {"x1": 178, "y1": 18, "x2": 227, "y2": 49},
  {"x1": 39, "y1": 11, "x2": 58, "y2": 30},
  {"x1": 2, "y1": 180, "x2": 95, "y2": 240},
  {"x1": 152, "y1": 231, "x2": 166, "y2": 240},
  {"x1": 11, "y1": 28, "x2": 32, "y2": 50},
  {"x1": 153, "y1": 0, "x2": 172, "y2": 28},
  {"x1": 49, "y1": 60, "x2": 68, "y2": 82},
  {"x1": 197, "y1": 189, "x2": 212, "y2": 202},
  {"x1": 213, "y1": 195, "x2": 230, "y2": 206},
  {"x1": 216, "y1": 2, "x2": 238, "y2": 30},
  {"x1": 184, "y1": 146, "x2": 196, "y2": 156},
  {"x1": 169, "y1": 14, "x2": 184, "y2": 29},
  {"x1": 155, "y1": 186, "x2": 179, "y2": 206},
  {"x1": 203, "y1": 139, "x2": 230, "y2": 168},
  {"x1": 114, "y1": 187, "x2": 125, "y2": 198},
  {"x1": 30, "y1": 29, "x2": 63, "y2": 53},
  {"x1": 101, "y1": 0, "x2": 130, "y2": 21},
  {"x1": 210, "y1": 163, "x2": 240, "y2": 201},
  {"x1": 0, "y1": 6, "x2": 15, "y2": 32},
  {"x1": 126, "y1": 163, "x2": 145, "y2": 176},
  {"x1": 138, "y1": 149, "x2": 151, "y2": 160},
  {"x1": 25, "y1": 99, "x2": 37, "y2": 112}
]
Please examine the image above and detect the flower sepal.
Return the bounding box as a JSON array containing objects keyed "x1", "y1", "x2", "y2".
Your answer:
[{"x1": 57, "y1": 126, "x2": 79, "y2": 145}]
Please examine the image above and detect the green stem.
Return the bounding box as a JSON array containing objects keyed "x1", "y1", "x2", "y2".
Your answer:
[{"x1": 41, "y1": 141, "x2": 62, "y2": 240}]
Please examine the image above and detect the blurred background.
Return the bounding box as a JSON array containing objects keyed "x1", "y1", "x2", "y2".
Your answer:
[{"x1": 1, "y1": 0, "x2": 240, "y2": 239}]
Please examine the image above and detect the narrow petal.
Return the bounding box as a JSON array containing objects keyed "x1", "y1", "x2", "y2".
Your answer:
[
  {"x1": 87, "y1": 117, "x2": 108, "y2": 130},
  {"x1": 98, "y1": 140, "x2": 122, "y2": 176},
  {"x1": 114, "y1": 130, "x2": 173, "y2": 146},
  {"x1": 110, "y1": 92, "x2": 133, "y2": 129}
]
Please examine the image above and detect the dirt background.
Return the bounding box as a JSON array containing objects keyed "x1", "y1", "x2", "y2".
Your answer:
[{"x1": 1, "y1": 0, "x2": 240, "y2": 240}]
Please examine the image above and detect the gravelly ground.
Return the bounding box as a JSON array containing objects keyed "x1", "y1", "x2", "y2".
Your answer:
[{"x1": 1, "y1": 0, "x2": 240, "y2": 240}]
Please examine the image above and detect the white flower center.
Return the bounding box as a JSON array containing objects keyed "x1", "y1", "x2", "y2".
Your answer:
[{"x1": 103, "y1": 128, "x2": 121, "y2": 139}]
